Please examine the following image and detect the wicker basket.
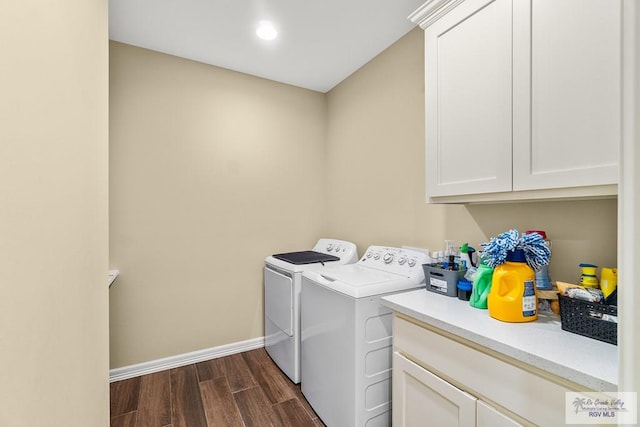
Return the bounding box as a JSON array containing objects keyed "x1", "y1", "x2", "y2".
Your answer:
[{"x1": 557, "y1": 293, "x2": 617, "y2": 345}]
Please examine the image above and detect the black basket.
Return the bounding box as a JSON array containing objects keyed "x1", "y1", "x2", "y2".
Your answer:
[{"x1": 558, "y1": 293, "x2": 617, "y2": 345}]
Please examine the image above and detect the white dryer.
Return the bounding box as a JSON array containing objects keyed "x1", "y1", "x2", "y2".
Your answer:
[
  {"x1": 264, "y1": 238, "x2": 358, "y2": 384},
  {"x1": 301, "y1": 246, "x2": 429, "y2": 427}
]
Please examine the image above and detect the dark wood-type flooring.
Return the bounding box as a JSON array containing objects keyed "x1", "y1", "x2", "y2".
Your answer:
[{"x1": 110, "y1": 348, "x2": 325, "y2": 427}]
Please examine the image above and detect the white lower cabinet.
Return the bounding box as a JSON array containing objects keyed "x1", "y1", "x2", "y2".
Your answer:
[
  {"x1": 393, "y1": 352, "x2": 522, "y2": 427},
  {"x1": 392, "y1": 315, "x2": 588, "y2": 426},
  {"x1": 393, "y1": 352, "x2": 477, "y2": 426}
]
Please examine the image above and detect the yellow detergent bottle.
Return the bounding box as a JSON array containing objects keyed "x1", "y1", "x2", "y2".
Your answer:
[{"x1": 488, "y1": 249, "x2": 538, "y2": 322}]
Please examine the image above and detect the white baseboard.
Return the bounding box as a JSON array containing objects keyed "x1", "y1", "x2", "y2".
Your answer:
[{"x1": 109, "y1": 336, "x2": 265, "y2": 383}]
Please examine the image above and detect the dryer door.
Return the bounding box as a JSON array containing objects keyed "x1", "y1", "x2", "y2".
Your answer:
[{"x1": 264, "y1": 266, "x2": 294, "y2": 336}]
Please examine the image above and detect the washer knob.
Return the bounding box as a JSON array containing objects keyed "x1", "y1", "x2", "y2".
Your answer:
[
  {"x1": 407, "y1": 258, "x2": 417, "y2": 267},
  {"x1": 397, "y1": 256, "x2": 407, "y2": 265},
  {"x1": 326, "y1": 244, "x2": 334, "y2": 251},
  {"x1": 366, "y1": 251, "x2": 373, "y2": 258},
  {"x1": 373, "y1": 253, "x2": 381, "y2": 260},
  {"x1": 383, "y1": 253, "x2": 394, "y2": 264}
]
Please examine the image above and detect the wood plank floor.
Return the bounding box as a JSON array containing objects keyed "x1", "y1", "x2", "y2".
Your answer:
[{"x1": 110, "y1": 348, "x2": 325, "y2": 427}]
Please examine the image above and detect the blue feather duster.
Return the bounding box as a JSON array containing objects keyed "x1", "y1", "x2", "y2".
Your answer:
[{"x1": 481, "y1": 229, "x2": 551, "y2": 270}]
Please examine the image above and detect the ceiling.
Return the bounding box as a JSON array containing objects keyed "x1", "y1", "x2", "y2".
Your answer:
[{"x1": 109, "y1": 0, "x2": 425, "y2": 93}]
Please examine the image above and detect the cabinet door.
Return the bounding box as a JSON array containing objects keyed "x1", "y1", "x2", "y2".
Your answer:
[
  {"x1": 425, "y1": 0, "x2": 513, "y2": 198},
  {"x1": 512, "y1": 0, "x2": 621, "y2": 191},
  {"x1": 393, "y1": 352, "x2": 476, "y2": 427},
  {"x1": 477, "y1": 400, "x2": 523, "y2": 427}
]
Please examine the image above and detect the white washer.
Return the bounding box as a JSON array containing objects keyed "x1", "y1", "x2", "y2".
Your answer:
[
  {"x1": 301, "y1": 246, "x2": 429, "y2": 427},
  {"x1": 264, "y1": 238, "x2": 358, "y2": 384}
]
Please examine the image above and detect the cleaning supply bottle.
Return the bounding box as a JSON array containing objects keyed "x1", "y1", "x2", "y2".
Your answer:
[
  {"x1": 600, "y1": 267, "x2": 617, "y2": 305},
  {"x1": 525, "y1": 230, "x2": 552, "y2": 290},
  {"x1": 459, "y1": 243, "x2": 476, "y2": 271},
  {"x1": 579, "y1": 263, "x2": 599, "y2": 288},
  {"x1": 488, "y1": 249, "x2": 538, "y2": 322},
  {"x1": 469, "y1": 258, "x2": 493, "y2": 309}
]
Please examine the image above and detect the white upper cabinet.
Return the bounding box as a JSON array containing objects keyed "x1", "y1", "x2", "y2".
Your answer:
[
  {"x1": 512, "y1": 0, "x2": 621, "y2": 191},
  {"x1": 411, "y1": 0, "x2": 621, "y2": 203},
  {"x1": 424, "y1": 0, "x2": 513, "y2": 198}
]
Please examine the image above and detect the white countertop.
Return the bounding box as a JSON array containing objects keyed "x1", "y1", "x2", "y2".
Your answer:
[{"x1": 381, "y1": 289, "x2": 618, "y2": 391}]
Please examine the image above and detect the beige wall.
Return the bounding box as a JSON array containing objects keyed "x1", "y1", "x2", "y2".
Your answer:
[
  {"x1": 110, "y1": 28, "x2": 617, "y2": 368},
  {"x1": 326, "y1": 28, "x2": 617, "y2": 284},
  {"x1": 0, "y1": 1, "x2": 109, "y2": 426},
  {"x1": 109, "y1": 42, "x2": 327, "y2": 367}
]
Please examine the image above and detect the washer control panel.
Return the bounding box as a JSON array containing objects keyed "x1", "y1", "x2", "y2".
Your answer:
[{"x1": 360, "y1": 246, "x2": 428, "y2": 279}]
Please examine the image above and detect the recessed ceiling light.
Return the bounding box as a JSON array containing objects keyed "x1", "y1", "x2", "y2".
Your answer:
[{"x1": 256, "y1": 20, "x2": 278, "y2": 41}]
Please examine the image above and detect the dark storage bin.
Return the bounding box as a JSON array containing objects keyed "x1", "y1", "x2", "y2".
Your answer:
[
  {"x1": 558, "y1": 293, "x2": 617, "y2": 345},
  {"x1": 423, "y1": 264, "x2": 466, "y2": 297}
]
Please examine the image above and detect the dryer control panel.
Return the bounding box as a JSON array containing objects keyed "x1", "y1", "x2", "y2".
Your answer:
[{"x1": 312, "y1": 238, "x2": 359, "y2": 264}]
